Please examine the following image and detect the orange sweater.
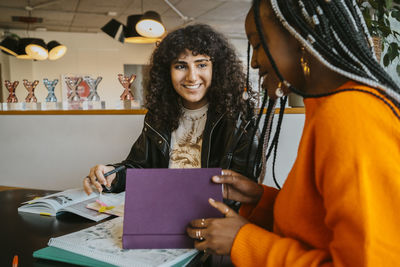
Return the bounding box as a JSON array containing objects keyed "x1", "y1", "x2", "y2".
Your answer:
[{"x1": 231, "y1": 82, "x2": 400, "y2": 266}]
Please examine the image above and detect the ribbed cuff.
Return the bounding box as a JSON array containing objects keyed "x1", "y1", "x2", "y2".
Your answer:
[{"x1": 231, "y1": 223, "x2": 277, "y2": 266}]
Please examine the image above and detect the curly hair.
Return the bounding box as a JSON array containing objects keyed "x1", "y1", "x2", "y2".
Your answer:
[{"x1": 145, "y1": 24, "x2": 253, "y2": 131}]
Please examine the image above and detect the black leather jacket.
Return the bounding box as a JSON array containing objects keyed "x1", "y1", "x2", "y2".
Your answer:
[{"x1": 110, "y1": 106, "x2": 259, "y2": 193}]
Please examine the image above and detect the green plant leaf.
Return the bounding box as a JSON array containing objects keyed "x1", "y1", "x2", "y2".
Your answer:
[
  {"x1": 392, "y1": 10, "x2": 400, "y2": 21},
  {"x1": 386, "y1": 0, "x2": 393, "y2": 9},
  {"x1": 368, "y1": 0, "x2": 379, "y2": 9},
  {"x1": 383, "y1": 53, "x2": 390, "y2": 66},
  {"x1": 397, "y1": 64, "x2": 400, "y2": 77},
  {"x1": 389, "y1": 42, "x2": 399, "y2": 60}
]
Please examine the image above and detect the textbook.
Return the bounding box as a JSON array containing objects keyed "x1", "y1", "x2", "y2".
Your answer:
[
  {"x1": 33, "y1": 217, "x2": 199, "y2": 267},
  {"x1": 18, "y1": 188, "x2": 125, "y2": 222}
]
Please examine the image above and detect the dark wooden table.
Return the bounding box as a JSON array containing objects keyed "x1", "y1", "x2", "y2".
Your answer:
[
  {"x1": 0, "y1": 187, "x2": 232, "y2": 267},
  {"x1": 0, "y1": 188, "x2": 99, "y2": 267}
]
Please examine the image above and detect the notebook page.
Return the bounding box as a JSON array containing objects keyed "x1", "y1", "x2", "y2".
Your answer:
[{"x1": 48, "y1": 217, "x2": 197, "y2": 267}]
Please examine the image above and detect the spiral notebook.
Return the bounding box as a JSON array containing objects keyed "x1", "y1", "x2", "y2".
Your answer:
[{"x1": 33, "y1": 217, "x2": 198, "y2": 267}]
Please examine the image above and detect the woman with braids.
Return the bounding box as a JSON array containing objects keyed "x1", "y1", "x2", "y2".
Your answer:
[
  {"x1": 187, "y1": 0, "x2": 400, "y2": 266},
  {"x1": 83, "y1": 24, "x2": 258, "y2": 200}
]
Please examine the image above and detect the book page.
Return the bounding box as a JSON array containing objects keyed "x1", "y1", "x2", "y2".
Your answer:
[
  {"x1": 19, "y1": 188, "x2": 95, "y2": 215},
  {"x1": 86, "y1": 192, "x2": 125, "y2": 217},
  {"x1": 19, "y1": 188, "x2": 117, "y2": 221},
  {"x1": 61, "y1": 198, "x2": 111, "y2": 222},
  {"x1": 48, "y1": 217, "x2": 198, "y2": 267}
]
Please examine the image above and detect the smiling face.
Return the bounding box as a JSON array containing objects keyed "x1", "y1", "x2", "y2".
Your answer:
[
  {"x1": 170, "y1": 50, "x2": 213, "y2": 110},
  {"x1": 245, "y1": 1, "x2": 305, "y2": 99}
]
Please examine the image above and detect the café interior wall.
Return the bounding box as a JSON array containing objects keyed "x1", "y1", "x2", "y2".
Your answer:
[
  {"x1": 0, "y1": 29, "x2": 156, "y2": 105},
  {"x1": 0, "y1": 113, "x2": 304, "y2": 190}
]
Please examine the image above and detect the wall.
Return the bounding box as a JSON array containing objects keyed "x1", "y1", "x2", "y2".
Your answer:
[
  {"x1": 0, "y1": 113, "x2": 304, "y2": 190},
  {"x1": 0, "y1": 114, "x2": 144, "y2": 189}
]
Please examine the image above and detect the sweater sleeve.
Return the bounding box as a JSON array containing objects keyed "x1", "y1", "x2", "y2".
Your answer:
[
  {"x1": 239, "y1": 185, "x2": 278, "y2": 230},
  {"x1": 231, "y1": 224, "x2": 331, "y2": 266},
  {"x1": 231, "y1": 90, "x2": 400, "y2": 266}
]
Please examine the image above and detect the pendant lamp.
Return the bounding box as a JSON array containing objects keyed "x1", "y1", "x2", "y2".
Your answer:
[
  {"x1": 0, "y1": 37, "x2": 19, "y2": 56},
  {"x1": 16, "y1": 38, "x2": 34, "y2": 59},
  {"x1": 25, "y1": 38, "x2": 48, "y2": 60},
  {"x1": 135, "y1": 11, "x2": 165, "y2": 38},
  {"x1": 47, "y1": 40, "x2": 67, "y2": 60},
  {"x1": 101, "y1": 19, "x2": 125, "y2": 43},
  {"x1": 125, "y1": 15, "x2": 160, "y2": 43}
]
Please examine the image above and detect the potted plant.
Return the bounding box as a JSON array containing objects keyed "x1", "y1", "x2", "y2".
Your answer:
[{"x1": 357, "y1": 0, "x2": 400, "y2": 77}]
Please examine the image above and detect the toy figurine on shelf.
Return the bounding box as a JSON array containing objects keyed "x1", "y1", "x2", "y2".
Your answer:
[
  {"x1": 5, "y1": 80, "x2": 19, "y2": 103},
  {"x1": 83, "y1": 76, "x2": 102, "y2": 101},
  {"x1": 117, "y1": 74, "x2": 136, "y2": 101},
  {"x1": 43, "y1": 78, "x2": 59, "y2": 102},
  {"x1": 23, "y1": 79, "x2": 39, "y2": 103},
  {"x1": 65, "y1": 76, "x2": 82, "y2": 101}
]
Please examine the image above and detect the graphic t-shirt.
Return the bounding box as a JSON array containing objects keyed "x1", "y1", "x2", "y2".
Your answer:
[{"x1": 169, "y1": 104, "x2": 208, "y2": 168}]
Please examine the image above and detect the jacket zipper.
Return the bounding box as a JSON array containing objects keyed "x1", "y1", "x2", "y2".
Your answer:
[
  {"x1": 144, "y1": 121, "x2": 170, "y2": 156},
  {"x1": 206, "y1": 115, "x2": 252, "y2": 168}
]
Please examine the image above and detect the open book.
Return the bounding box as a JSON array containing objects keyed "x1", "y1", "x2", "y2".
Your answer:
[
  {"x1": 33, "y1": 217, "x2": 199, "y2": 267},
  {"x1": 18, "y1": 188, "x2": 125, "y2": 222}
]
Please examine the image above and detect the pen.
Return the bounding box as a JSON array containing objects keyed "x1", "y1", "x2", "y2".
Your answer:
[
  {"x1": 12, "y1": 255, "x2": 18, "y2": 267},
  {"x1": 101, "y1": 165, "x2": 126, "y2": 192},
  {"x1": 103, "y1": 165, "x2": 126, "y2": 178}
]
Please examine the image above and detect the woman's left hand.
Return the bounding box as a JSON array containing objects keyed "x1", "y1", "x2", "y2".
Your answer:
[{"x1": 186, "y1": 198, "x2": 248, "y2": 255}]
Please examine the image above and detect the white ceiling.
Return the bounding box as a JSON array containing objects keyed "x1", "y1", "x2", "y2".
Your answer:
[{"x1": 0, "y1": 0, "x2": 252, "y2": 39}]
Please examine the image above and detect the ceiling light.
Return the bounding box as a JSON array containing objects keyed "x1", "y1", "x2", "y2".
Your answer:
[
  {"x1": 16, "y1": 38, "x2": 34, "y2": 59},
  {"x1": 101, "y1": 19, "x2": 125, "y2": 43},
  {"x1": 107, "y1": 11, "x2": 118, "y2": 16},
  {"x1": 0, "y1": 36, "x2": 19, "y2": 56},
  {"x1": 135, "y1": 11, "x2": 165, "y2": 38},
  {"x1": 47, "y1": 40, "x2": 67, "y2": 60},
  {"x1": 25, "y1": 38, "x2": 48, "y2": 60},
  {"x1": 125, "y1": 15, "x2": 160, "y2": 44}
]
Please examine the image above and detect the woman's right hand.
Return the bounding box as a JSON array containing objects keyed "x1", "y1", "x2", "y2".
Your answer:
[
  {"x1": 212, "y1": 169, "x2": 263, "y2": 205},
  {"x1": 83, "y1": 165, "x2": 116, "y2": 195}
]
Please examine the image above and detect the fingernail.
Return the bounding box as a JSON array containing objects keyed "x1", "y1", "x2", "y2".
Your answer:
[
  {"x1": 213, "y1": 176, "x2": 221, "y2": 182},
  {"x1": 209, "y1": 198, "x2": 215, "y2": 203},
  {"x1": 221, "y1": 170, "x2": 226, "y2": 175}
]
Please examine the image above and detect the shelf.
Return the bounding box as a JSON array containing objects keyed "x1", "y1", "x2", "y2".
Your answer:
[
  {"x1": 0, "y1": 107, "x2": 305, "y2": 115},
  {"x1": 0, "y1": 109, "x2": 148, "y2": 115}
]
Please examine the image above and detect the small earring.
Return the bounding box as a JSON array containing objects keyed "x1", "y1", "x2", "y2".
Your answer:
[
  {"x1": 301, "y1": 47, "x2": 310, "y2": 77},
  {"x1": 242, "y1": 87, "x2": 249, "y2": 100},
  {"x1": 275, "y1": 83, "x2": 284, "y2": 98}
]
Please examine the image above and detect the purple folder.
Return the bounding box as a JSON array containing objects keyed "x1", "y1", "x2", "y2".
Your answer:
[{"x1": 122, "y1": 168, "x2": 223, "y2": 249}]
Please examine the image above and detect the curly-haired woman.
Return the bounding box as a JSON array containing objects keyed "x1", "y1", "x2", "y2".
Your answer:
[{"x1": 83, "y1": 24, "x2": 258, "y2": 198}]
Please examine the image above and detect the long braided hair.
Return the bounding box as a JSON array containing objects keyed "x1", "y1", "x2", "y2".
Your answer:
[{"x1": 251, "y1": 0, "x2": 400, "y2": 188}]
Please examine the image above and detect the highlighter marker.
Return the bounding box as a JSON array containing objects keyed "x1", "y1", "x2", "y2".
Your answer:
[{"x1": 12, "y1": 255, "x2": 18, "y2": 267}]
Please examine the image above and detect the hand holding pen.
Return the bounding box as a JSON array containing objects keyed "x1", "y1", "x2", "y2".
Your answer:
[{"x1": 83, "y1": 165, "x2": 125, "y2": 195}]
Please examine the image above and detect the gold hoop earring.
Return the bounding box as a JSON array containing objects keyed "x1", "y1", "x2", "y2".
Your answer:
[
  {"x1": 275, "y1": 82, "x2": 284, "y2": 98},
  {"x1": 301, "y1": 47, "x2": 310, "y2": 77}
]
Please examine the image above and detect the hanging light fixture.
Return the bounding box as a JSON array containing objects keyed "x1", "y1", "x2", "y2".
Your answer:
[
  {"x1": 16, "y1": 38, "x2": 34, "y2": 59},
  {"x1": 101, "y1": 19, "x2": 125, "y2": 43},
  {"x1": 47, "y1": 40, "x2": 67, "y2": 60},
  {"x1": 124, "y1": 15, "x2": 160, "y2": 44},
  {"x1": 0, "y1": 36, "x2": 19, "y2": 56},
  {"x1": 25, "y1": 38, "x2": 48, "y2": 60},
  {"x1": 135, "y1": 11, "x2": 165, "y2": 38}
]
